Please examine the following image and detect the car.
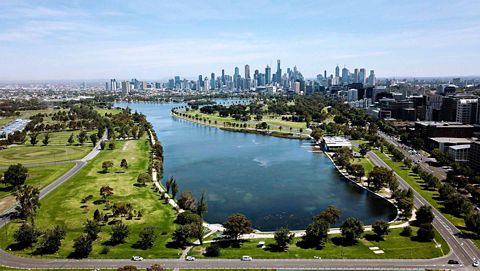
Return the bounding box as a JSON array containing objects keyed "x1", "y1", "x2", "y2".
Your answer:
[
  {"x1": 473, "y1": 260, "x2": 479, "y2": 267},
  {"x1": 241, "y1": 255, "x2": 253, "y2": 261},
  {"x1": 448, "y1": 260, "x2": 459, "y2": 264},
  {"x1": 131, "y1": 256, "x2": 144, "y2": 261},
  {"x1": 186, "y1": 256, "x2": 196, "y2": 261}
]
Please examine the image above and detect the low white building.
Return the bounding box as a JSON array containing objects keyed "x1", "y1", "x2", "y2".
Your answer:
[{"x1": 321, "y1": 136, "x2": 352, "y2": 151}]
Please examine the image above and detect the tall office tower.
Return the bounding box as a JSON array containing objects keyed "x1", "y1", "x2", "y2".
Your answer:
[
  {"x1": 354, "y1": 68, "x2": 359, "y2": 83},
  {"x1": 198, "y1": 75, "x2": 203, "y2": 89},
  {"x1": 131, "y1": 78, "x2": 139, "y2": 90},
  {"x1": 221, "y1": 69, "x2": 225, "y2": 86},
  {"x1": 105, "y1": 82, "x2": 109, "y2": 91},
  {"x1": 341, "y1": 67, "x2": 349, "y2": 84},
  {"x1": 359, "y1": 68, "x2": 366, "y2": 84},
  {"x1": 324, "y1": 70, "x2": 327, "y2": 79},
  {"x1": 210, "y1": 73, "x2": 216, "y2": 90},
  {"x1": 275, "y1": 59, "x2": 282, "y2": 83},
  {"x1": 265, "y1": 65, "x2": 272, "y2": 85},
  {"x1": 456, "y1": 98, "x2": 478, "y2": 124},
  {"x1": 204, "y1": 77, "x2": 209, "y2": 91},
  {"x1": 368, "y1": 70, "x2": 376, "y2": 86},
  {"x1": 233, "y1": 67, "x2": 240, "y2": 89},
  {"x1": 244, "y1": 65, "x2": 250, "y2": 90},
  {"x1": 121, "y1": 80, "x2": 131, "y2": 95},
  {"x1": 174, "y1": 76, "x2": 181, "y2": 89},
  {"x1": 110, "y1": 79, "x2": 117, "y2": 92},
  {"x1": 335, "y1": 65, "x2": 340, "y2": 77},
  {"x1": 254, "y1": 69, "x2": 260, "y2": 87}
]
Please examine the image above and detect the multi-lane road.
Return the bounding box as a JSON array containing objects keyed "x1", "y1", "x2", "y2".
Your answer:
[{"x1": 0, "y1": 132, "x2": 478, "y2": 270}]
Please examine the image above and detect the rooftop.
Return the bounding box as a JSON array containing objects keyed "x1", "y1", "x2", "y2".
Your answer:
[
  {"x1": 429, "y1": 137, "x2": 473, "y2": 144},
  {"x1": 449, "y1": 144, "x2": 471, "y2": 150},
  {"x1": 416, "y1": 121, "x2": 473, "y2": 128}
]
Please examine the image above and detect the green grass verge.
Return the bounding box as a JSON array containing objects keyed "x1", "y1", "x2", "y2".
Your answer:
[
  {"x1": 372, "y1": 150, "x2": 465, "y2": 227},
  {"x1": 0, "y1": 145, "x2": 91, "y2": 166},
  {"x1": 0, "y1": 139, "x2": 181, "y2": 259},
  {"x1": 189, "y1": 228, "x2": 448, "y2": 259},
  {"x1": 0, "y1": 163, "x2": 74, "y2": 198},
  {"x1": 37, "y1": 131, "x2": 99, "y2": 146},
  {"x1": 352, "y1": 157, "x2": 375, "y2": 176}
]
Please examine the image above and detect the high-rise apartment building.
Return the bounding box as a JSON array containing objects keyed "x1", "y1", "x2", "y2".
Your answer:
[{"x1": 265, "y1": 65, "x2": 271, "y2": 85}]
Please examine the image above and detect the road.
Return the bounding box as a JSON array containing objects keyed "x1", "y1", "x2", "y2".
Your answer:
[
  {"x1": 0, "y1": 131, "x2": 477, "y2": 270},
  {"x1": 368, "y1": 150, "x2": 480, "y2": 269}
]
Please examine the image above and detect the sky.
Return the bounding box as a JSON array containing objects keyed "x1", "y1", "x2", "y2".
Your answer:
[{"x1": 0, "y1": 0, "x2": 479, "y2": 80}]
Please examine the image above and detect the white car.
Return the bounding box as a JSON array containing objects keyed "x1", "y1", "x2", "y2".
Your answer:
[
  {"x1": 131, "y1": 256, "x2": 143, "y2": 261},
  {"x1": 186, "y1": 256, "x2": 196, "y2": 261},
  {"x1": 241, "y1": 255, "x2": 253, "y2": 261},
  {"x1": 473, "y1": 260, "x2": 479, "y2": 267}
]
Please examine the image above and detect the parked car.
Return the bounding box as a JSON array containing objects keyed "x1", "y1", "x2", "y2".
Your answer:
[
  {"x1": 132, "y1": 256, "x2": 144, "y2": 261},
  {"x1": 448, "y1": 260, "x2": 459, "y2": 264},
  {"x1": 186, "y1": 256, "x2": 196, "y2": 261},
  {"x1": 473, "y1": 260, "x2": 479, "y2": 267},
  {"x1": 241, "y1": 255, "x2": 253, "y2": 261}
]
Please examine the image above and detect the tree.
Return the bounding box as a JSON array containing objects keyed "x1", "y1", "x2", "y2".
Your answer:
[
  {"x1": 196, "y1": 191, "x2": 208, "y2": 217},
  {"x1": 3, "y1": 163, "x2": 28, "y2": 187},
  {"x1": 30, "y1": 133, "x2": 38, "y2": 146},
  {"x1": 137, "y1": 226, "x2": 157, "y2": 249},
  {"x1": 93, "y1": 209, "x2": 102, "y2": 222},
  {"x1": 346, "y1": 163, "x2": 365, "y2": 181},
  {"x1": 444, "y1": 193, "x2": 473, "y2": 216},
  {"x1": 84, "y1": 219, "x2": 101, "y2": 240},
  {"x1": 205, "y1": 243, "x2": 221, "y2": 257},
  {"x1": 171, "y1": 179, "x2": 179, "y2": 199},
  {"x1": 368, "y1": 166, "x2": 395, "y2": 192},
  {"x1": 102, "y1": 160, "x2": 114, "y2": 172},
  {"x1": 137, "y1": 172, "x2": 151, "y2": 186},
  {"x1": 77, "y1": 130, "x2": 87, "y2": 145},
  {"x1": 416, "y1": 223, "x2": 435, "y2": 242},
  {"x1": 302, "y1": 219, "x2": 329, "y2": 248},
  {"x1": 403, "y1": 158, "x2": 412, "y2": 169},
  {"x1": 223, "y1": 213, "x2": 253, "y2": 241},
  {"x1": 146, "y1": 264, "x2": 164, "y2": 271},
  {"x1": 400, "y1": 226, "x2": 412, "y2": 237},
  {"x1": 274, "y1": 228, "x2": 295, "y2": 251},
  {"x1": 314, "y1": 206, "x2": 341, "y2": 225},
  {"x1": 175, "y1": 211, "x2": 202, "y2": 225},
  {"x1": 42, "y1": 133, "x2": 50, "y2": 146},
  {"x1": 73, "y1": 234, "x2": 92, "y2": 258},
  {"x1": 172, "y1": 224, "x2": 191, "y2": 248},
  {"x1": 14, "y1": 185, "x2": 40, "y2": 225},
  {"x1": 465, "y1": 212, "x2": 480, "y2": 237},
  {"x1": 340, "y1": 217, "x2": 364, "y2": 243},
  {"x1": 372, "y1": 220, "x2": 390, "y2": 239},
  {"x1": 100, "y1": 185, "x2": 114, "y2": 201},
  {"x1": 68, "y1": 133, "x2": 75, "y2": 145},
  {"x1": 37, "y1": 225, "x2": 65, "y2": 254},
  {"x1": 110, "y1": 222, "x2": 129, "y2": 244},
  {"x1": 178, "y1": 191, "x2": 197, "y2": 212},
  {"x1": 120, "y1": 159, "x2": 128, "y2": 170},
  {"x1": 416, "y1": 205, "x2": 434, "y2": 224},
  {"x1": 359, "y1": 143, "x2": 371, "y2": 156},
  {"x1": 166, "y1": 177, "x2": 174, "y2": 194},
  {"x1": 100, "y1": 141, "x2": 106, "y2": 150},
  {"x1": 118, "y1": 266, "x2": 138, "y2": 271},
  {"x1": 14, "y1": 222, "x2": 39, "y2": 248},
  {"x1": 108, "y1": 142, "x2": 116, "y2": 150},
  {"x1": 90, "y1": 134, "x2": 98, "y2": 146}
]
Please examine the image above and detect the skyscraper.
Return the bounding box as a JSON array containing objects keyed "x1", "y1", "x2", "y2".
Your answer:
[
  {"x1": 368, "y1": 70, "x2": 376, "y2": 86},
  {"x1": 324, "y1": 70, "x2": 327, "y2": 79},
  {"x1": 210, "y1": 73, "x2": 216, "y2": 90},
  {"x1": 359, "y1": 68, "x2": 366, "y2": 84},
  {"x1": 221, "y1": 69, "x2": 225, "y2": 86},
  {"x1": 275, "y1": 59, "x2": 282, "y2": 83},
  {"x1": 342, "y1": 67, "x2": 349, "y2": 84},
  {"x1": 335, "y1": 65, "x2": 340, "y2": 78},
  {"x1": 110, "y1": 79, "x2": 117, "y2": 92},
  {"x1": 244, "y1": 65, "x2": 250, "y2": 90},
  {"x1": 354, "y1": 68, "x2": 359, "y2": 83},
  {"x1": 265, "y1": 65, "x2": 271, "y2": 85}
]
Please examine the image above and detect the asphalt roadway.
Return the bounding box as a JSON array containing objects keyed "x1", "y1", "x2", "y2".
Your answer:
[{"x1": 0, "y1": 134, "x2": 478, "y2": 270}]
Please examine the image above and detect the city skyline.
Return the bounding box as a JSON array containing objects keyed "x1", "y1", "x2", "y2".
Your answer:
[{"x1": 1, "y1": 0, "x2": 480, "y2": 80}]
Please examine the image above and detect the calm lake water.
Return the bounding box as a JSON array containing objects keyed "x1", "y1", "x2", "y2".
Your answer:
[{"x1": 116, "y1": 101, "x2": 396, "y2": 231}]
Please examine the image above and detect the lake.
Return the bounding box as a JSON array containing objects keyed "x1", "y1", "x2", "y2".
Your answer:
[{"x1": 116, "y1": 101, "x2": 396, "y2": 231}]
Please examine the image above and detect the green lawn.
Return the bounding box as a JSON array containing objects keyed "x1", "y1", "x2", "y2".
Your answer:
[
  {"x1": 189, "y1": 228, "x2": 448, "y2": 259},
  {"x1": 0, "y1": 163, "x2": 74, "y2": 198},
  {"x1": 352, "y1": 157, "x2": 375, "y2": 176},
  {"x1": 0, "y1": 145, "x2": 91, "y2": 166},
  {"x1": 372, "y1": 150, "x2": 465, "y2": 227},
  {"x1": 0, "y1": 139, "x2": 181, "y2": 259},
  {"x1": 96, "y1": 107, "x2": 123, "y2": 116}
]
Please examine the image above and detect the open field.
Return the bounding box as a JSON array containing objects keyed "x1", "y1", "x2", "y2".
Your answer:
[
  {"x1": 0, "y1": 163, "x2": 74, "y2": 198},
  {"x1": 189, "y1": 227, "x2": 448, "y2": 259},
  {"x1": 352, "y1": 157, "x2": 375, "y2": 176},
  {"x1": 372, "y1": 150, "x2": 465, "y2": 227},
  {"x1": 96, "y1": 107, "x2": 123, "y2": 116},
  {"x1": 0, "y1": 139, "x2": 181, "y2": 259},
  {"x1": 0, "y1": 145, "x2": 91, "y2": 166}
]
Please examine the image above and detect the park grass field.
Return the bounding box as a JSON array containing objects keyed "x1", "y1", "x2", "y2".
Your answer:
[
  {"x1": 0, "y1": 163, "x2": 74, "y2": 198},
  {"x1": 0, "y1": 139, "x2": 181, "y2": 259},
  {"x1": 96, "y1": 107, "x2": 123, "y2": 116},
  {"x1": 189, "y1": 228, "x2": 448, "y2": 259},
  {"x1": 0, "y1": 145, "x2": 91, "y2": 166},
  {"x1": 372, "y1": 150, "x2": 465, "y2": 228},
  {"x1": 352, "y1": 157, "x2": 375, "y2": 176}
]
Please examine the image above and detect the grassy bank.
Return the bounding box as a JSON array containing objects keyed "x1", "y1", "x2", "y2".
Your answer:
[
  {"x1": 0, "y1": 145, "x2": 91, "y2": 166},
  {"x1": 189, "y1": 227, "x2": 448, "y2": 259},
  {"x1": 0, "y1": 139, "x2": 181, "y2": 259}
]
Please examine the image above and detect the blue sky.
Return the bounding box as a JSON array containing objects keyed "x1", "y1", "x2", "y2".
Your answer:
[{"x1": 1, "y1": 0, "x2": 479, "y2": 80}]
